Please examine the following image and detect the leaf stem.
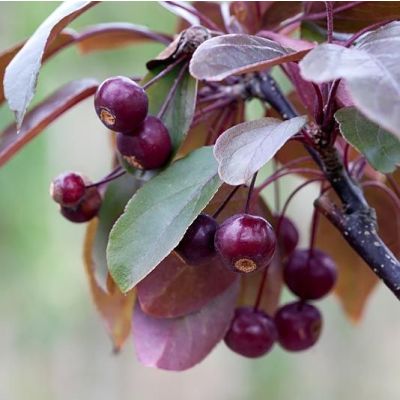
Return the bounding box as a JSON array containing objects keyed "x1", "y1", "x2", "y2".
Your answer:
[{"x1": 325, "y1": 2, "x2": 334, "y2": 43}]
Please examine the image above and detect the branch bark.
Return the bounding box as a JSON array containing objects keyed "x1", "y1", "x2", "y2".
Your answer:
[{"x1": 249, "y1": 73, "x2": 400, "y2": 300}]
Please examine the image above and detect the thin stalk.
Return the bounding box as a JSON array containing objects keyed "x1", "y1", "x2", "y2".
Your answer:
[
  {"x1": 86, "y1": 167, "x2": 126, "y2": 188},
  {"x1": 213, "y1": 186, "x2": 241, "y2": 218},
  {"x1": 245, "y1": 172, "x2": 258, "y2": 214},
  {"x1": 142, "y1": 57, "x2": 185, "y2": 90},
  {"x1": 157, "y1": 62, "x2": 188, "y2": 120}
]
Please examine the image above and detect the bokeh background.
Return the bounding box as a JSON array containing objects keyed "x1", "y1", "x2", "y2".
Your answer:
[{"x1": 1, "y1": 2, "x2": 400, "y2": 400}]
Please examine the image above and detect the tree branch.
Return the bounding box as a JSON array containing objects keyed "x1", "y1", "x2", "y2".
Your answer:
[{"x1": 249, "y1": 73, "x2": 400, "y2": 300}]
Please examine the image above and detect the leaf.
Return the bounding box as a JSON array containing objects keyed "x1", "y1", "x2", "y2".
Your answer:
[
  {"x1": 160, "y1": 1, "x2": 201, "y2": 26},
  {"x1": 107, "y1": 146, "x2": 222, "y2": 293},
  {"x1": 90, "y1": 173, "x2": 141, "y2": 291},
  {"x1": 136, "y1": 184, "x2": 271, "y2": 318},
  {"x1": 214, "y1": 116, "x2": 307, "y2": 185},
  {"x1": 0, "y1": 31, "x2": 76, "y2": 106},
  {"x1": 306, "y1": 2, "x2": 400, "y2": 33},
  {"x1": 189, "y1": 34, "x2": 309, "y2": 81},
  {"x1": 83, "y1": 220, "x2": 136, "y2": 352},
  {"x1": 316, "y1": 185, "x2": 400, "y2": 322},
  {"x1": 335, "y1": 107, "x2": 400, "y2": 173},
  {"x1": 132, "y1": 281, "x2": 239, "y2": 371},
  {"x1": 143, "y1": 63, "x2": 198, "y2": 154},
  {"x1": 0, "y1": 79, "x2": 98, "y2": 167},
  {"x1": 299, "y1": 22, "x2": 400, "y2": 138},
  {"x1": 136, "y1": 252, "x2": 237, "y2": 318},
  {"x1": 76, "y1": 22, "x2": 172, "y2": 53},
  {"x1": 4, "y1": 1, "x2": 97, "y2": 127},
  {"x1": 260, "y1": 2, "x2": 303, "y2": 31}
]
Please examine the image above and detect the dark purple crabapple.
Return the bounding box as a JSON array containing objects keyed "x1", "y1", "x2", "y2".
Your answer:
[
  {"x1": 276, "y1": 215, "x2": 299, "y2": 256},
  {"x1": 275, "y1": 301, "x2": 322, "y2": 352},
  {"x1": 284, "y1": 249, "x2": 337, "y2": 300},
  {"x1": 224, "y1": 307, "x2": 277, "y2": 358},
  {"x1": 176, "y1": 214, "x2": 219, "y2": 265},
  {"x1": 50, "y1": 172, "x2": 86, "y2": 207},
  {"x1": 94, "y1": 76, "x2": 148, "y2": 133},
  {"x1": 117, "y1": 116, "x2": 172, "y2": 170},
  {"x1": 214, "y1": 213, "x2": 277, "y2": 273},
  {"x1": 60, "y1": 186, "x2": 102, "y2": 223}
]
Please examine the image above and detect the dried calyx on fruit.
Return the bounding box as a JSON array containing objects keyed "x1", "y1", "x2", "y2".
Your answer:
[
  {"x1": 116, "y1": 116, "x2": 172, "y2": 170},
  {"x1": 215, "y1": 213, "x2": 277, "y2": 273},
  {"x1": 50, "y1": 172, "x2": 101, "y2": 223},
  {"x1": 94, "y1": 76, "x2": 148, "y2": 133}
]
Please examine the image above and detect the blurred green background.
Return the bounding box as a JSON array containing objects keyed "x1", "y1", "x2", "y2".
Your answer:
[{"x1": 1, "y1": 2, "x2": 400, "y2": 400}]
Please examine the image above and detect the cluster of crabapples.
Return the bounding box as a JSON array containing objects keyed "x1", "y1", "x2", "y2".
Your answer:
[{"x1": 49, "y1": 75, "x2": 338, "y2": 359}]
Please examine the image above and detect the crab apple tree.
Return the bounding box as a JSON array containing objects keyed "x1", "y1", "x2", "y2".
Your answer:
[{"x1": 2, "y1": 1, "x2": 400, "y2": 370}]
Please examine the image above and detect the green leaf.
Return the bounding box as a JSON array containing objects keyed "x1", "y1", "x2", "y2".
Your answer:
[
  {"x1": 91, "y1": 173, "x2": 141, "y2": 291},
  {"x1": 143, "y1": 63, "x2": 197, "y2": 154},
  {"x1": 335, "y1": 107, "x2": 400, "y2": 173},
  {"x1": 107, "y1": 146, "x2": 222, "y2": 292},
  {"x1": 4, "y1": 1, "x2": 96, "y2": 127}
]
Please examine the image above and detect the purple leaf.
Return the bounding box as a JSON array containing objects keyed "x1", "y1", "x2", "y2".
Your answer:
[
  {"x1": 76, "y1": 22, "x2": 172, "y2": 52},
  {"x1": 0, "y1": 79, "x2": 98, "y2": 167},
  {"x1": 189, "y1": 34, "x2": 309, "y2": 81},
  {"x1": 137, "y1": 251, "x2": 237, "y2": 318},
  {"x1": 159, "y1": 1, "x2": 200, "y2": 26},
  {"x1": 214, "y1": 116, "x2": 307, "y2": 185},
  {"x1": 133, "y1": 280, "x2": 239, "y2": 371},
  {"x1": 4, "y1": 1, "x2": 97, "y2": 127},
  {"x1": 299, "y1": 21, "x2": 400, "y2": 138}
]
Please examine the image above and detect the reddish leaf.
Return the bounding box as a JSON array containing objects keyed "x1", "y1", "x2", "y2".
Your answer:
[
  {"x1": 176, "y1": 1, "x2": 225, "y2": 32},
  {"x1": 190, "y1": 34, "x2": 309, "y2": 81},
  {"x1": 0, "y1": 31, "x2": 76, "y2": 106},
  {"x1": 76, "y1": 22, "x2": 171, "y2": 53},
  {"x1": 137, "y1": 252, "x2": 237, "y2": 318},
  {"x1": 229, "y1": 2, "x2": 263, "y2": 34},
  {"x1": 260, "y1": 2, "x2": 303, "y2": 30},
  {"x1": 4, "y1": 1, "x2": 97, "y2": 126},
  {"x1": 258, "y1": 31, "x2": 314, "y2": 51},
  {"x1": 133, "y1": 281, "x2": 239, "y2": 371},
  {"x1": 84, "y1": 220, "x2": 136, "y2": 352},
  {"x1": 305, "y1": 2, "x2": 400, "y2": 33},
  {"x1": 0, "y1": 79, "x2": 98, "y2": 167},
  {"x1": 316, "y1": 185, "x2": 400, "y2": 321}
]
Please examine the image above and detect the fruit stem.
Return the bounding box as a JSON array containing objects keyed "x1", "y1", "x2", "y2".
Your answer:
[
  {"x1": 213, "y1": 185, "x2": 241, "y2": 218},
  {"x1": 325, "y1": 2, "x2": 334, "y2": 43},
  {"x1": 85, "y1": 167, "x2": 126, "y2": 188},
  {"x1": 273, "y1": 157, "x2": 281, "y2": 213},
  {"x1": 157, "y1": 61, "x2": 189, "y2": 120},
  {"x1": 142, "y1": 57, "x2": 186, "y2": 91},
  {"x1": 245, "y1": 172, "x2": 258, "y2": 214}
]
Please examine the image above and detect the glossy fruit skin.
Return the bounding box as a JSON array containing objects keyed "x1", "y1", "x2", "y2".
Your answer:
[
  {"x1": 94, "y1": 76, "x2": 148, "y2": 133},
  {"x1": 275, "y1": 301, "x2": 322, "y2": 352},
  {"x1": 224, "y1": 307, "x2": 277, "y2": 358},
  {"x1": 176, "y1": 214, "x2": 219, "y2": 265},
  {"x1": 116, "y1": 116, "x2": 172, "y2": 170},
  {"x1": 284, "y1": 249, "x2": 337, "y2": 300},
  {"x1": 214, "y1": 213, "x2": 277, "y2": 273},
  {"x1": 60, "y1": 187, "x2": 101, "y2": 223},
  {"x1": 50, "y1": 172, "x2": 86, "y2": 207},
  {"x1": 277, "y1": 215, "x2": 299, "y2": 256}
]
